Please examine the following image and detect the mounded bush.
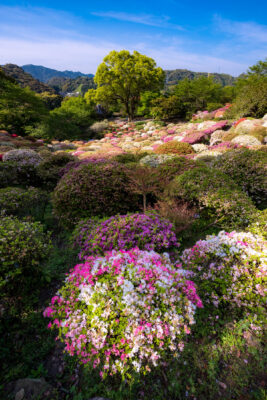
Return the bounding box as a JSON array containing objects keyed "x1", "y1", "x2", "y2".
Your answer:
[
  {"x1": 0, "y1": 216, "x2": 52, "y2": 293},
  {"x1": 155, "y1": 141, "x2": 194, "y2": 155},
  {"x1": 36, "y1": 152, "x2": 76, "y2": 189},
  {"x1": 213, "y1": 149, "x2": 267, "y2": 207},
  {"x1": 0, "y1": 187, "x2": 48, "y2": 220},
  {"x1": 73, "y1": 212, "x2": 178, "y2": 259},
  {"x1": 181, "y1": 230, "x2": 266, "y2": 325},
  {"x1": 156, "y1": 157, "x2": 200, "y2": 188},
  {"x1": 3, "y1": 149, "x2": 42, "y2": 166},
  {"x1": 166, "y1": 166, "x2": 258, "y2": 230},
  {"x1": 44, "y1": 248, "x2": 203, "y2": 378},
  {"x1": 0, "y1": 162, "x2": 18, "y2": 188},
  {"x1": 53, "y1": 162, "x2": 140, "y2": 226}
]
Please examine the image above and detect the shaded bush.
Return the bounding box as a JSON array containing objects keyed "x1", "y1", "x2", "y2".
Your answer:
[
  {"x1": 155, "y1": 141, "x2": 194, "y2": 155},
  {"x1": 166, "y1": 166, "x2": 258, "y2": 230},
  {"x1": 3, "y1": 149, "x2": 42, "y2": 166},
  {"x1": 213, "y1": 149, "x2": 267, "y2": 207},
  {"x1": 0, "y1": 215, "x2": 52, "y2": 294},
  {"x1": 36, "y1": 152, "x2": 76, "y2": 189},
  {"x1": 0, "y1": 187, "x2": 48, "y2": 220},
  {"x1": 73, "y1": 212, "x2": 178, "y2": 259},
  {"x1": 0, "y1": 161, "x2": 18, "y2": 188},
  {"x1": 53, "y1": 162, "x2": 140, "y2": 226}
]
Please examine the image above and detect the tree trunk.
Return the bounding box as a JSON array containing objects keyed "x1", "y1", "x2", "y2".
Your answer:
[{"x1": 143, "y1": 194, "x2": 147, "y2": 212}]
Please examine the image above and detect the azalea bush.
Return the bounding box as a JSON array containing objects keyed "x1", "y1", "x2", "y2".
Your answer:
[
  {"x1": 0, "y1": 186, "x2": 48, "y2": 220},
  {"x1": 181, "y1": 231, "x2": 266, "y2": 327},
  {"x1": 213, "y1": 149, "x2": 267, "y2": 208},
  {"x1": 3, "y1": 149, "x2": 42, "y2": 166},
  {"x1": 53, "y1": 162, "x2": 139, "y2": 226},
  {"x1": 166, "y1": 166, "x2": 258, "y2": 230},
  {"x1": 73, "y1": 213, "x2": 178, "y2": 259},
  {"x1": 155, "y1": 141, "x2": 194, "y2": 155},
  {"x1": 0, "y1": 161, "x2": 18, "y2": 188},
  {"x1": 0, "y1": 215, "x2": 52, "y2": 294},
  {"x1": 44, "y1": 248, "x2": 203, "y2": 378}
]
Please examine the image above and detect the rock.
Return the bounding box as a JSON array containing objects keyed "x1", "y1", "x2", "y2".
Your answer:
[
  {"x1": 9, "y1": 378, "x2": 52, "y2": 400},
  {"x1": 232, "y1": 135, "x2": 262, "y2": 146},
  {"x1": 15, "y1": 388, "x2": 25, "y2": 400}
]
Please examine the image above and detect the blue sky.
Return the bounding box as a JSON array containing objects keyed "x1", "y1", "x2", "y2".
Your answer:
[{"x1": 0, "y1": 1, "x2": 266, "y2": 76}]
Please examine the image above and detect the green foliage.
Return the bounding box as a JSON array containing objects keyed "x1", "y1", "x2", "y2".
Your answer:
[
  {"x1": 113, "y1": 152, "x2": 149, "y2": 164},
  {"x1": 0, "y1": 215, "x2": 52, "y2": 293},
  {"x1": 93, "y1": 50, "x2": 165, "y2": 120},
  {"x1": 166, "y1": 166, "x2": 258, "y2": 230},
  {"x1": 32, "y1": 96, "x2": 97, "y2": 140},
  {"x1": 38, "y1": 91, "x2": 63, "y2": 110},
  {"x1": 137, "y1": 91, "x2": 161, "y2": 117},
  {"x1": 0, "y1": 161, "x2": 18, "y2": 188},
  {"x1": 53, "y1": 161, "x2": 140, "y2": 226},
  {"x1": 47, "y1": 75, "x2": 96, "y2": 95},
  {"x1": 0, "y1": 187, "x2": 48, "y2": 219},
  {"x1": 213, "y1": 149, "x2": 267, "y2": 207},
  {"x1": 0, "y1": 68, "x2": 48, "y2": 135},
  {"x1": 155, "y1": 141, "x2": 194, "y2": 155},
  {"x1": 152, "y1": 76, "x2": 233, "y2": 120},
  {"x1": 227, "y1": 59, "x2": 267, "y2": 118}
]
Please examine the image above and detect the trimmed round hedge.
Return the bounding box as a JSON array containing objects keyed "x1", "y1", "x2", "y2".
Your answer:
[
  {"x1": 53, "y1": 162, "x2": 140, "y2": 226},
  {"x1": 37, "y1": 152, "x2": 76, "y2": 189},
  {"x1": 212, "y1": 148, "x2": 267, "y2": 208},
  {"x1": 73, "y1": 212, "x2": 179, "y2": 259},
  {"x1": 166, "y1": 166, "x2": 258, "y2": 230},
  {"x1": 155, "y1": 141, "x2": 194, "y2": 155}
]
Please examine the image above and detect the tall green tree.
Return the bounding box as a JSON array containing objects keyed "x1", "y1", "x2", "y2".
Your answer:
[
  {"x1": 93, "y1": 50, "x2": 165, "y2": 120},
  {"x1": 227, "y1": 59, "x2": 267, "y2": 118}
]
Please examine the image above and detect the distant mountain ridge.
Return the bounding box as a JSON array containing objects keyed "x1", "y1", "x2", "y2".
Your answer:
[
  {"x1": 1, "y1": 64, "x2": 56, "y2": 94},
  {"x1": 165, "y1": 69, "x2": 236, "y2": 87},
  {"x1": 47, "y1": 76, "x2": 96, "y2": 95},
  {"x1": 22, "y1": 64, "x2": 94, "y2": 82}
]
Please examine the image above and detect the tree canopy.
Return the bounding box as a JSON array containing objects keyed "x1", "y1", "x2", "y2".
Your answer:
[{"x1": 93, "y1": 50, "x2": 165, "y2": 120}]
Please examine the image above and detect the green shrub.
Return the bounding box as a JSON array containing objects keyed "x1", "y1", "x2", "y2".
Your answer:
[
  {"x1": 156, "y1": 157, "x2": 199, "y2": 188},
  {"x1": 166, "y1": 166, "x2": 258, "y2": 230},
  {"x1": 36, "y1": 152, "x2": 76, "y2": 189},
  {"x1": 113, "y1": 152, "x2": 149, "y2": 164},
  {"x1": 0, "y1": 187, "x2": 48, "y2": 220},
  {"x1": 0, "y1": 215, "x2": 52, "y2": 293},
  {"x1": 0, "y1": 162, "x2": 18, "y2": 188},
  {"x1": 53, "y1": 161, "x2": 140, "y2": 227},
  {"x1": 155, "y1": 141, "x2": 194, "y2": 155},
  {"x1": 213, "y1": 149, "x2": 267, "y2": 207}
]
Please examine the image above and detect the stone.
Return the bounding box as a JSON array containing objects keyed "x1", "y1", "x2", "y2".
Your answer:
[{"x1": 9, "y1": 378, "x2": 52, "y2": 400}]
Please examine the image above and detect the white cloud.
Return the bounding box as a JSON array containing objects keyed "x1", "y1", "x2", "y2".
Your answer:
[
  {"x1": 215, "y1": 15, "x2": 267, "y2": 43},
  {"x1": 91, "y1": 11, "x2": 184, "y2": 30}
]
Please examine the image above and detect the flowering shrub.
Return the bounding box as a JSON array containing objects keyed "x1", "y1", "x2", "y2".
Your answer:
[
  {"x1": 181, "y1": 231, "x2": 266, "y2": 322},
  {"x1": 0, "y1": 215, "x2": 52, "y2": 293},
  {"x1": 44, "y1": 248, "x2": 202, "y2": 378},
  {"x1": 181, "y1": 131, "x2": 208, "y2": 144},
  {"x1": 155, "y1": 141, "x2": 194, "y2": 155},
  {"x1": 3, "y1": 149, "x2": 42, "y2": 166},
  {"x1": 53, "y1": 162, "x2": 139, "y2": 226},
  {"x1": 139, "y1": 154, "x2": 175, "y2": 167},
  {"x1": 166, "y1": 166, "x2": 258, "y2": 230},
  {"x1": 73, "y1": 213, "x2": 178, "y2": 259},
  {"x1": 213, "y1": 149, "x2": 267, "y2": 207},
  {"x1": 0, "y1": 187, "x2": 48, "y2": 219}
]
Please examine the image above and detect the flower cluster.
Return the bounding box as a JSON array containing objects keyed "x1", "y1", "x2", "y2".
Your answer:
[
  {"x1": 181, "y1": 231, "x2": 266, "y2": 318},
  {"x1": 44, "y1": 248, "x2": 202, "y2": 378},
  {"x1": 73, "y1": 213, "x2": 179, "y2": 259}
]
